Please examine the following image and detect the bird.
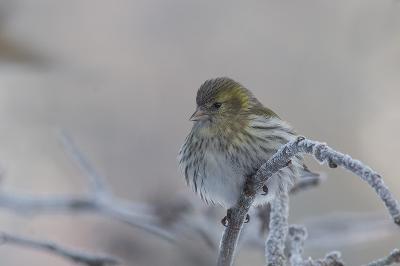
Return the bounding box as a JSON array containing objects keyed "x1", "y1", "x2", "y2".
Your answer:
[{"x1": 178, "y1": 77, "x2": 318, "y2": 225}]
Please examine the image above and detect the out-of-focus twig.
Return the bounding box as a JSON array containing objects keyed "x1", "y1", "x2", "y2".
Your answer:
[
  {"x1": 0, "y1": 187, "x2": 177, "y2": 243},
  {"x1": 290, "y1": 174, "x2": 322, "y2": 194},
  {"x1": 60, "y1": 131, "x2": 110, "y2": 198},
  {"x1": 0, "y1": 231, "x2": 119, "y2": 266},
  {"x1": 58, "y1": 131, "x2": 178, "y2": 242}
]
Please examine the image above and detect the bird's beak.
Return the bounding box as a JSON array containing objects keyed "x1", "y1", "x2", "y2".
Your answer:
[{"x1": 190, "y1": 108, "x2": 208, "y2": 121}]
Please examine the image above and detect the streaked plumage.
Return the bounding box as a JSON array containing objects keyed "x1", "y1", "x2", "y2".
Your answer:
[{"x1": 178, "y1": 77, "x2": 317, "y2": 209}]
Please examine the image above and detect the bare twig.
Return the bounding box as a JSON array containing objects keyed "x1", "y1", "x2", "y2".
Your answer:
[
  {"x1": 365, "y1": 249, "x2": 400, "y2": 266},
  {"x1": 58, "y1": 131, "x2": 178, "y2": 242},
  {"x1": 0, "y1": 231, "x2": 119, "y2": 266}
]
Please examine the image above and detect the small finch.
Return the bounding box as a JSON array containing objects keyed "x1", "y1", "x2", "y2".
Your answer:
[{"x1": 178, "y1": 77, "x2": 318, "y2": 224}]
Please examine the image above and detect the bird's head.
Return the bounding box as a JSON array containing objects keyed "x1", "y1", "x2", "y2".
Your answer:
[{"x1": 190, "y1": 77, "x2": 259, "y2": 126}]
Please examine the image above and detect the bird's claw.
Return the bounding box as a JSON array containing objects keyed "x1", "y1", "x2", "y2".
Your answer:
[
  {"x1": 296, "y1": 136, "x2": 305, "y2": 143},
  {"x1": 221, "y1": 216, "x2": 229, "y2": 227},
  {"x1": 328, "y1": 159, "x2": 338, "y2": 168},
  {"x1": 221, "y1": 209, "x2": 232, "y2": 227},
  {"x1": 261, "y1": 185, "x2": 269, "y2": 195},
  {"x1": 221, "y1": 210, "x2": 250, "y2": 226}
]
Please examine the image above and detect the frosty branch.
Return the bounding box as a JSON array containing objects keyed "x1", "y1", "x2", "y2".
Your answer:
[
  {"x1": 0, "y1": 133, "x2": 398, "y2": 266},
  {"x1": 217, "y1": 137, "x2": 400, "y2": 266}
]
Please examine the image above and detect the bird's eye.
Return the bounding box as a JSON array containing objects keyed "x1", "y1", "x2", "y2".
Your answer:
[{"x1": 213, "y1": 102, "x2": 222, "y2": 109}]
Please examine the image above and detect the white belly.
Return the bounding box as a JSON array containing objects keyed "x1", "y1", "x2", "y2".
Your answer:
[
  {"x1": 198, "y1": 150, "x2": 283, "y2": 208},
  {"x1": 199, "y1": 151, "x2": 243, "y2": 207}
]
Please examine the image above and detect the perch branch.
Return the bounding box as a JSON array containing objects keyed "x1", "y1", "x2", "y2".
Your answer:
[
  {"x1": 217, "y1": 137, "x2": 400, "y2": 266},
  {"x1": 0, "y1": 231, "x2": 119, "y2": 266}
]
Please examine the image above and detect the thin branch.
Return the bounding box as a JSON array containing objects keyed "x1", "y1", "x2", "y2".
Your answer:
[
  {"x1": 365, "y1": 249, "x2": 400, "y2": 266},
  {"x1": 57, "y1": 131, "x2": 178, "y2": 242},
  {"x1": 254, "y1": 137, "x2": 400, "y2": 225},
  {"x1": 0, "y1": 191, "x2": 177, "y2": 243},
  {"x1": 265, "y1": 190, "x2": 289, "y2": 266},
  {"x1": 59, "y1": 130, "x2": 110, "y2": 198},
  {"x1": 0, "y1": 231, "x2": 119, "y2": 266}
]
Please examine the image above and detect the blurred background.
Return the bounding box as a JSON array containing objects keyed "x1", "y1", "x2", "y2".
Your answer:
[{"x1": 0, "y1": 0, "x2": 399, "y2": 265}]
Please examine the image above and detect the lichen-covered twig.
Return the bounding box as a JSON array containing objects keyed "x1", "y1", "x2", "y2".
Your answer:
[
  {"x1": 365, "y1": 249, "x2": 400, "y2": 266},
  {"x1": 217, "y1": 136, "x2": 400, "y2": 266},
  {"x1": 0, "y1": 232, "x2": 119, "y2": 266}
]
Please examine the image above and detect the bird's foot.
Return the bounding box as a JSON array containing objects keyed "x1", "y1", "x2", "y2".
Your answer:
[
  {"x1": 221, "y1": 216, "x2": 229, "y2": 227},
  {"x1": 296, "y1": 136, "x2": 305, "y2": 143},
  {"x1": 328, "y1": 159, "x2": 338, "y2": 168},
  {"x1": 244, "y1": 214, "x2": 250, "y2": 223},
  {"x1": 261, "y1": 185, "x2": 269, "y2": 196},
  {"x1": 221, "y1": 211, "x2": 250, "y2": 227},
  {"x1": 221, "y1": 209, "x2": 232, "y2": 227}
]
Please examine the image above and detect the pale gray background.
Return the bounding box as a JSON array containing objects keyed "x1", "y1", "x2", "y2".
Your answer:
[{"x1": 0, "y1": 0, "x2": 399, "y2": 265}]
